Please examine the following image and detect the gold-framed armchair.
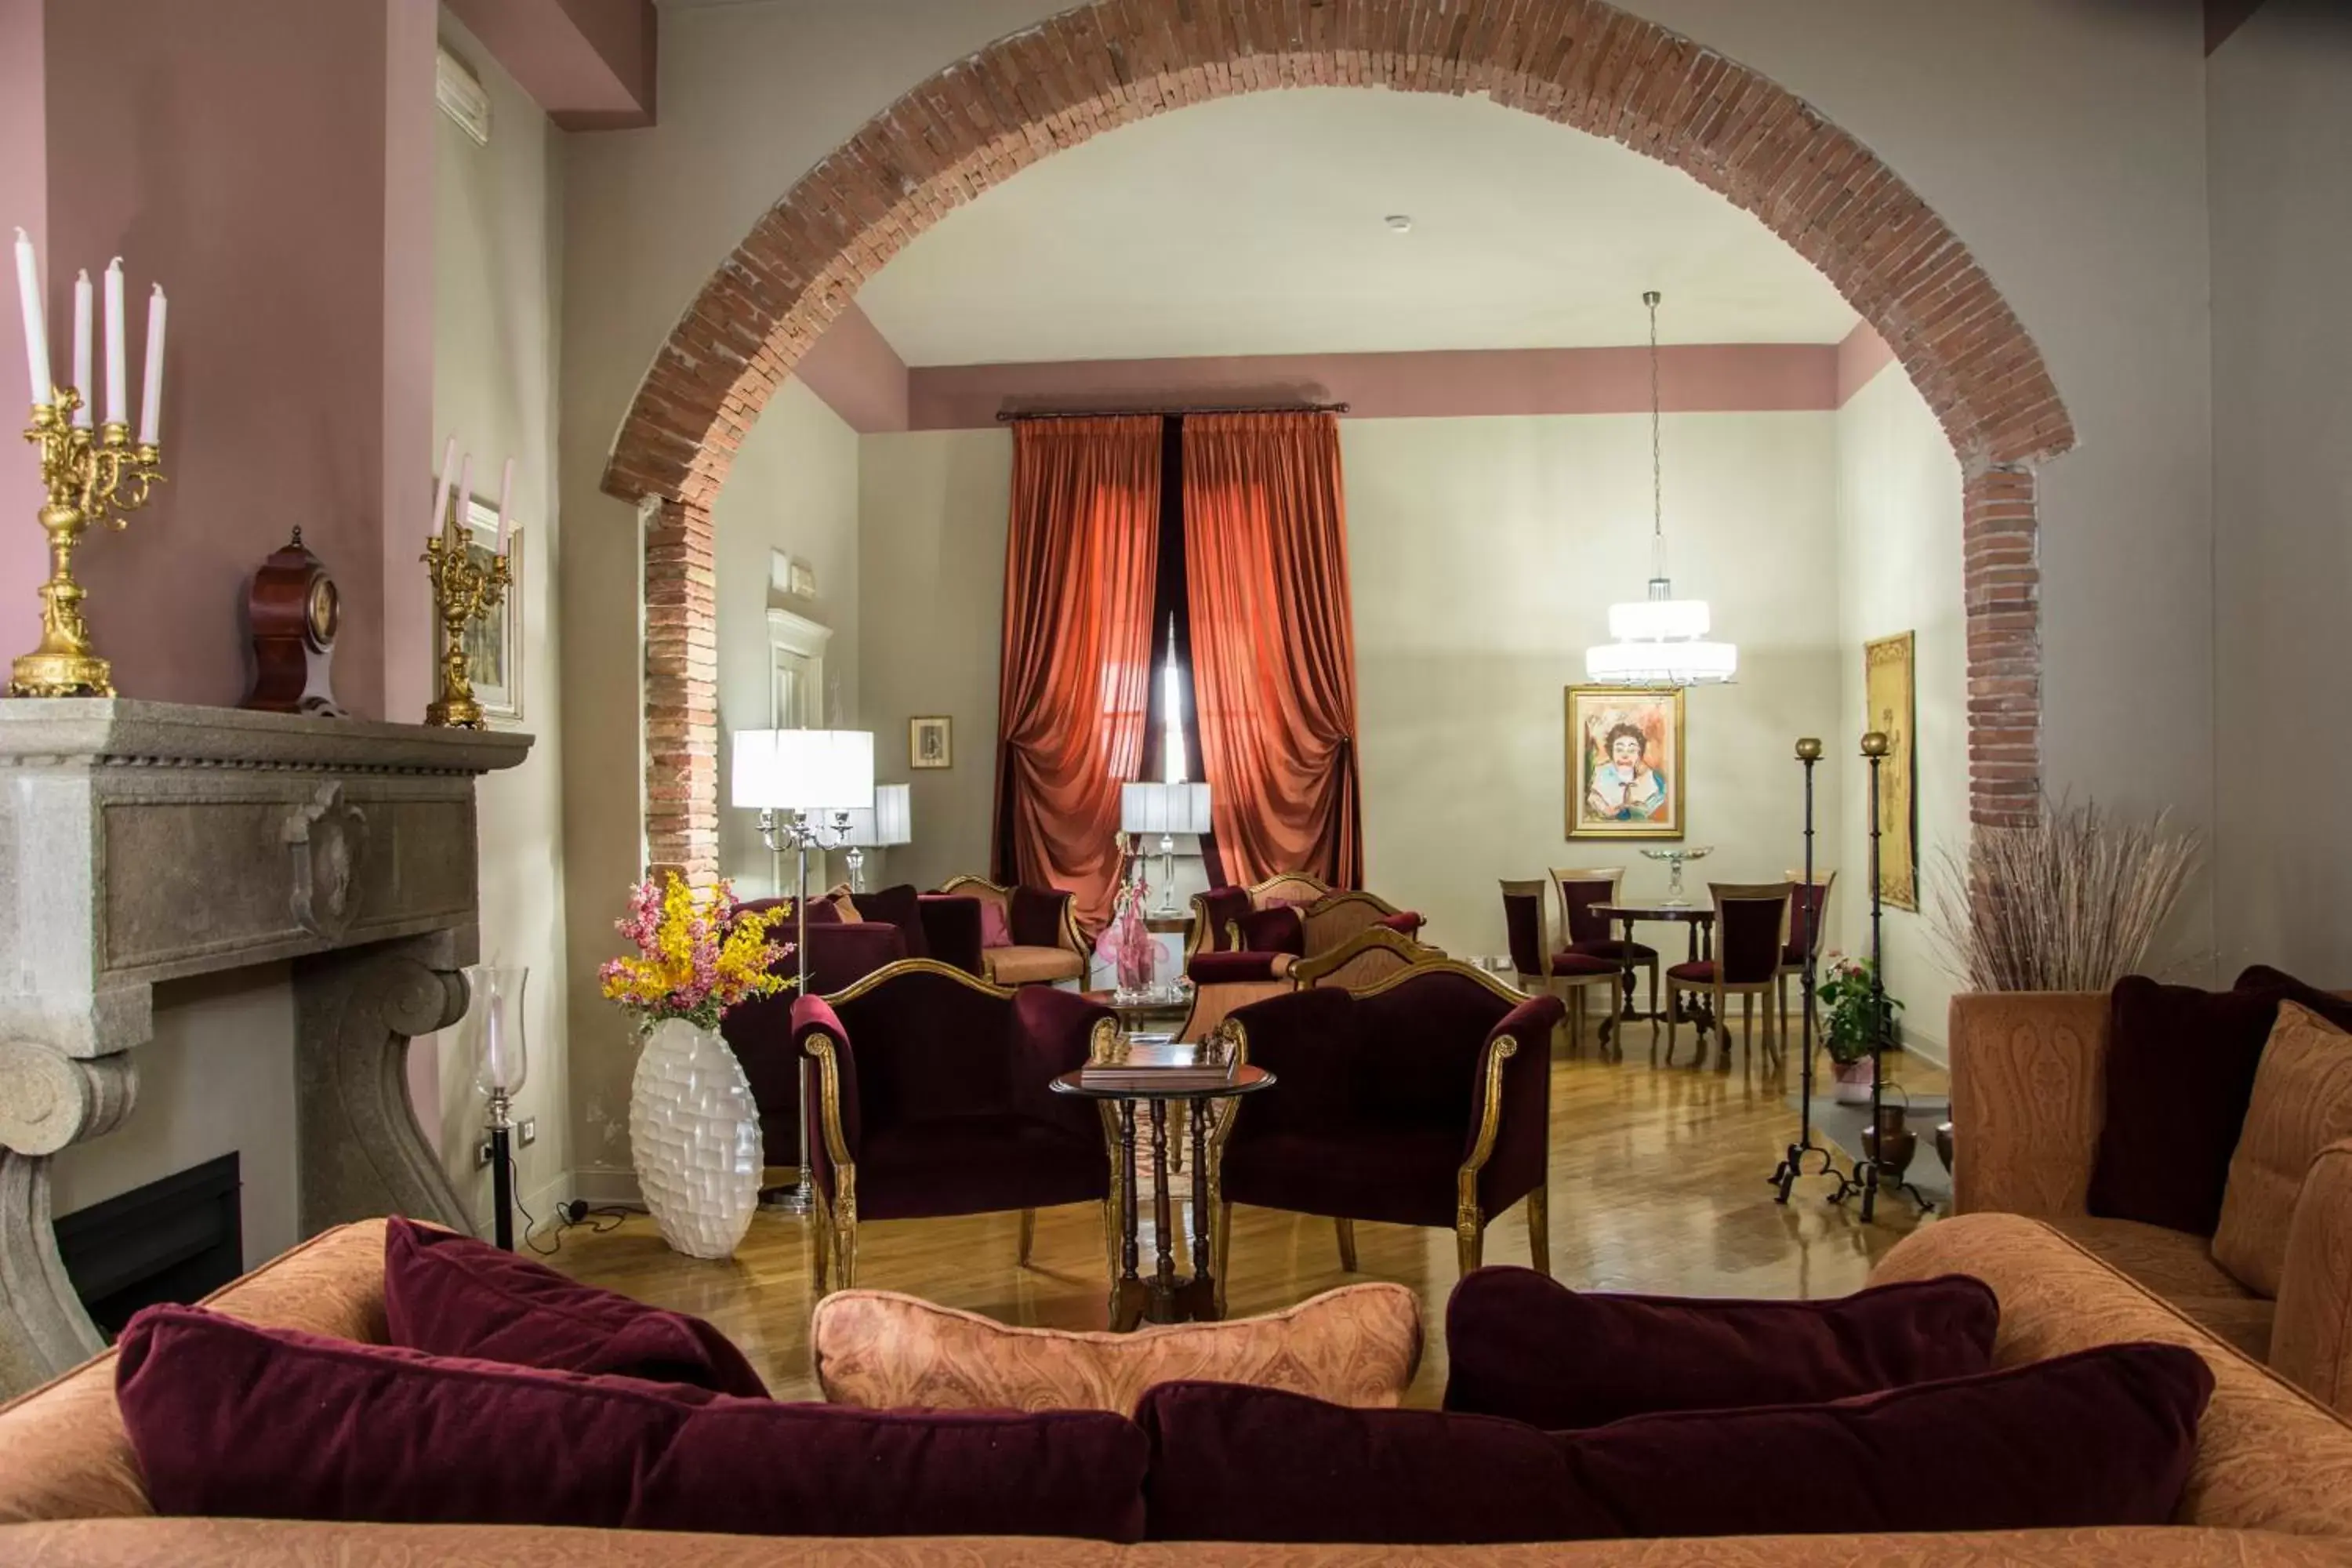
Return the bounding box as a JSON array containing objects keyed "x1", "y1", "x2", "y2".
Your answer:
[
  {"x1": 1290, "y1": 924, "x2": 1445, "y2": 993},
  {"x1": 938, "y1": 873, "x2": 1089, "y2": 987}
]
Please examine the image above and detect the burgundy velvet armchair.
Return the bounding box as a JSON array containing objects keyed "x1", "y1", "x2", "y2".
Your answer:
[
  {"x1": 791, "y1": 961, "x2": 1118, "y2": 1292},
  {"x1": 723, "y1": 900, "x2": 908, "y2": 1175},
  {"x1": 1215, "y1": 962, "x2": 1563, "y2": 1285}
]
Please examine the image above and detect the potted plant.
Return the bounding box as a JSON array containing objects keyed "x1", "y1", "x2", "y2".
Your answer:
[
  {"x1": 601, "y1": 873, "x2": 792, "y2": 1258},
  {"x1": 1816, "y1": 953, "x2": 1901, "y2": 1105}
]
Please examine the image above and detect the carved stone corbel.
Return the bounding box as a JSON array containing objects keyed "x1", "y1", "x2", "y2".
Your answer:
[{"x1": 0, "y1": 1044, "x2": 137, "y2": 1394}]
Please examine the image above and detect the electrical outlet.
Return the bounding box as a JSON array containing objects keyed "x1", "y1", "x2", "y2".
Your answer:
[
  {"x1": 474, "y1": 1138, "x2": 494, "y2": 1169},
  {"x1": 517, "y1": 1117, "x2": 537, "y2": 1148}
]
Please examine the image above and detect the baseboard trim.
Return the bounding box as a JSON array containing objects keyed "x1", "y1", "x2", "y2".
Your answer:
[{"x1": 571, "y1": 1165, "x2": 646, "y2": 1210}]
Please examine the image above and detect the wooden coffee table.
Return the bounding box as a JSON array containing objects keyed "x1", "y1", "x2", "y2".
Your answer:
[{"x1": 1050, "y1": 1065, "x2": 1274, "y2": 1330}]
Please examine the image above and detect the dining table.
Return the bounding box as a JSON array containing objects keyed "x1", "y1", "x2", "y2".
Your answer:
[{"x1": 1592, "y1": 901, "x2": 1718, "y2": 1048}]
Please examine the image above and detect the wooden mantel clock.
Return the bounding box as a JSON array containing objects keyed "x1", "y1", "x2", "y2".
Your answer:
[{"x1": 241, "y1": 528, "x2": 348, "y2": 717}]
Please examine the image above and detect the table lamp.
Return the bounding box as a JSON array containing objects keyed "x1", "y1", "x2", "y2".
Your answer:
[
  {"x1": 731, "y1": 728, "x2": 873, "y2": 1213},
  {"x1": 1120, "y1": 781, "x2": 1212, "y2": 916},
  {"x1": 839, "y1": 782, "x2": 913, "y2": 893}
]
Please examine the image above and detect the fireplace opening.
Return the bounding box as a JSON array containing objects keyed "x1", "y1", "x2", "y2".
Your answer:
[{"x1": 53, "y1": 1152, "x2": 243, "y2": 1338}]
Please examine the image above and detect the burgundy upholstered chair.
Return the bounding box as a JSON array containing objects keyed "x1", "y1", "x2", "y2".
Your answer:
[
  {"x1": 938, "y1": 874, "x2": 1087, "y2": 986},
  {"x1": 1217, "y1": 963, "x2": 1564, "y2": 1282},
  {"x1": 724, "y1": 902, "x2": 909, "y2": 1177},
  {"x1": 1550, "y1": 867, "x2": 1659, "y2": 1037},
  {"x1": 1777, "y1": 869, "x2": 1838, "y2": 1044},
  {"x1": 1664, "y1": 882, "x2": 1793, "y2": 1074},
  {"x1": 1498, "y1": 879, "x2": 1621, "y2": 1057},
  {"x1": 792, "y1": 961, "x2": 1118, "y2": 1292}
]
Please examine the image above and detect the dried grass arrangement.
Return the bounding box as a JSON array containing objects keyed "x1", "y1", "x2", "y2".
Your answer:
[{"x1": 1930, "y1": 797, "x2": 2201, "y2": 993}]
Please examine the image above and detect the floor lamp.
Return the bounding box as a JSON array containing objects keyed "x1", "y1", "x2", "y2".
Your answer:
[
  {"x1": 840, "y1": 782, "x2": 913, "y2": 894},
  {"x1": 464, "y1": 964, "x2": 529, "y2": 1250},
  {"x1": 731, "y1": 728, "x2": 875, "y2": 1215}
]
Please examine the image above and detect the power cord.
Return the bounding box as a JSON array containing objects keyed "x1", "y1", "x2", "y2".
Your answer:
[{"x1": 501, "y1": 1149, "x2": 630, "y2": 1257}]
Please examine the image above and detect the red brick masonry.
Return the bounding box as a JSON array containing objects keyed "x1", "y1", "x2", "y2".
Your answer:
[{"x1": 603, "y1": 0, "x2": 2074, "y2": 880}]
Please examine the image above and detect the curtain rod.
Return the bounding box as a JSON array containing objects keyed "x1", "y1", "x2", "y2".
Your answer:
[{"x1": 993, "y1": 401, "x2": 1350, "y2": 423}]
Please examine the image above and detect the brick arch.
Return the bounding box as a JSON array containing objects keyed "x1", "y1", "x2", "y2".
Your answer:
[{"x1": 605, "y1": 0, "x2": 2073, "y2": 881}]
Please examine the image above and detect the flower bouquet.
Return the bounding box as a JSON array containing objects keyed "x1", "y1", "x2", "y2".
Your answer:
[{"x1": 598, "y1": 872, "x2": 792, "y2": 1029}]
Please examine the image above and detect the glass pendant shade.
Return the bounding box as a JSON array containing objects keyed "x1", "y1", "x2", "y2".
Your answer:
[{"x1": 464, "y1": 964, "x2": 529, "y2": 1099}]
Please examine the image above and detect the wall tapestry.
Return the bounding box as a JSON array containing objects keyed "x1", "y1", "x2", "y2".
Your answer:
[
  {"x1": 1566, "y1": 684, "x2": 1683, "y2": 840},
  {"x1": 1864, "y1": 630, "x2": 1918, "y2": 910}
]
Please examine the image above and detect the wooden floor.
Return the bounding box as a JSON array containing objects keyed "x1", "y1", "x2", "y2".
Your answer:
[{"x1": 550, "y1": 1040, "x2": 1946, "y2": 1406}]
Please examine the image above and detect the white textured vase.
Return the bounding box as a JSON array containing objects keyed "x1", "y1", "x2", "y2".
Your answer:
[{"x1": 629, "y1": 1017, "x2": 762, "y2": 1259}]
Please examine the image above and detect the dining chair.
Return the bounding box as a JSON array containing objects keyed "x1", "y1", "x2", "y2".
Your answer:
[
  {"x1": 1664, "y1": 882, "x2": 1793, "y2": 1073},
  {"x1": 1777, "y1": 869, "x2": 1838, "y2": 1062},
  {"x1": 1549, "y1": 866, "x2": 1659, "y2": 1044},
  {"x1": 1499, "y1": 880, "x2": 1621, "y2": 1057}
]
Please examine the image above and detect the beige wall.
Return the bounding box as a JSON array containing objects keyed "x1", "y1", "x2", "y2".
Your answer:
[
  {"x1": 420, "y1": 13, "x2": 572, "y2": 1225},
  {"x1": 1348, "y1": 413, "x2": 1842, "y2": 958},
  {"x1": 853, "y1": 413, "x2": 1847, "y2": 956},
  {"x1": 714, "y1": 379, "x2": 863, "y2": 899},
  {"x1": 1835, "y1": 364, "x2": 1965, "y2": 1058},
  {"x1": 858, "y1": 429, "x2": 1014, "y2": 895},
  {"x1": 2208, "y1": 2, "x2": 2352, "y2": 983}
]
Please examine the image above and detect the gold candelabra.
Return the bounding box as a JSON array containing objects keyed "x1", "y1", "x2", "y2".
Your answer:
[
  {"x1": 9, "y1": 388, "x2": 165, "y2": 699},
  {"x1": 423, "y1": 513, "x2": 510, "y2": 729}
]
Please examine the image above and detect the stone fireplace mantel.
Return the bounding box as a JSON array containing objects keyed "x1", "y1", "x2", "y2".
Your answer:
[{"x1": 0, "y1": 699, "x2": 531, "y2": 1396}]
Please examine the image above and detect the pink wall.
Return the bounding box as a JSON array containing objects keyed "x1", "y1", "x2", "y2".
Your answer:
[
  {"x1": 40, "y1": 0, "x2": 437, "y2": 719},
  {"x1": 0, "y1": 0, "x2": 47, "y2": 670},
  {"x1": 794, "y1": 303, "x2": 909, "y2": 434}
]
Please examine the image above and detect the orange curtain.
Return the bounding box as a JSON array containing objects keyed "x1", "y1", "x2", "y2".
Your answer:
[
  {"x1": 1182, "y1": 412, "x2": 1363, "y2": 889},
  {"x1": 993, "y1": 417, "x2": 1161, "y2": 930}
]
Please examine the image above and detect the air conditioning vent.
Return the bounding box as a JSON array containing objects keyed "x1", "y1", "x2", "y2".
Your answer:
[{"x1": 436, "y1": 45, "x2": 492, "y2": 147}]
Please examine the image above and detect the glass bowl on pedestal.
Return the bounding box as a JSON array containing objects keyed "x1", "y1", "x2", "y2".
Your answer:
[{"x1": 1640, "y1": 845, "x2": 1712, "y2": 907}]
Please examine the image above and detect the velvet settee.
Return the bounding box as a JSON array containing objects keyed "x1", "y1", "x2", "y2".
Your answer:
[
  {"x1": 792, "y1": 960, "x2": 1119, "y2": 1291},
  {"x1": 8, "y1": 1210, "x2": 2352, "y2": 1563},
  {"x1": 1950, "y1": 989, "x2": 2352, "y2": 1413},
  {"x1": 938, "y1": 874, "x2": 1090, "y2": 987}
]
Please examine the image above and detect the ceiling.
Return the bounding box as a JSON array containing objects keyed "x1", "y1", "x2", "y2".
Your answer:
[{"x1": 855, "y1": 88, "x2": 1860, "y2": 368}]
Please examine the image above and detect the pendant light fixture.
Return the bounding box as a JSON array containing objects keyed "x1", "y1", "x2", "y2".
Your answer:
[{"x1": 1584, "y1": 290, "x2": 1737, "y2": 687}]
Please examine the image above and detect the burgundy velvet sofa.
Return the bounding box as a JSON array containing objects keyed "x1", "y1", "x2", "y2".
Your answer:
[
  {"x1": 792, "y1": 960, "x2": 1120, "y2": 1290},
  {"x1": 1215, "y1": 961, "x2": 1563, "y2": 1287}
]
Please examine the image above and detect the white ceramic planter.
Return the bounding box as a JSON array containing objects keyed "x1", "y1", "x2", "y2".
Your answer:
[
  {"x1": 1831, "y1": 1055, "x2": 1877, "y2": 1105},
  {"x1": 628, "y1": 1017, "x2": 762, "y2": 1259}
]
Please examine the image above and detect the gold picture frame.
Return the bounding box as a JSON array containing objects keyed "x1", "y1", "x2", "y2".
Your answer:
[
  {"x1": 1864, "y1": 631, "x2": 1918, "y2": 910},
  {"x1": 1566, "y1": 685, "x2": 1684, "y2": 840},
  {"x1": 909, "y1": 714, "x2": 952, "y2": 770}
]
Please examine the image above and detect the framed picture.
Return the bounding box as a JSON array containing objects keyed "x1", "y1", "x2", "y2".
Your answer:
[
  {"x1": 454, "y1": 495, "x2": 521, "y2": 724},
  {"x1": 1864, "y1": 631, "x2": 1918, "y2": 910},
  {"x1": 1566, "y1": 685, "x2": 1684, "y2": 840},
  {"x1": 909, "y1": 714, "x2": 952, "y2": 770}
]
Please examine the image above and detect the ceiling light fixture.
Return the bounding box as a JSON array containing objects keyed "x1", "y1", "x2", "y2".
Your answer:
[
  {"x1": 1385, "y1": 214, "x2": 1414, "y2": 233},
  {"x1": 1584, "y1": 290, "x2": 1737, "y2": 688}
]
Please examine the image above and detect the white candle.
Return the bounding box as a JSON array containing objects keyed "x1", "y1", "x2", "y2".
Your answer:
[
  {"x1": 494, "y1": 456, "x2": 514, "y2": 554},
  {"x1": 453, "y1": 453, "x2": 471, "y2": 543},
  {"x1": 136, "y1": 285, "x2": 165, "y2": 445},
  {"x1": 13, "y1": 228, "x2": 49, "y2": 407},
  {"x1": 103, "y1": 259, "x2": 125, "y2": 427},
  {"x1": 430, "y1": 436, "x2": 456, "y2": 542},
  {"x1": 70, "y1": 270, "x2": 91, "y2": 427}
]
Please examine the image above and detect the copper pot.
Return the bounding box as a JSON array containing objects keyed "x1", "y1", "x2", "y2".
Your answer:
[{"x1": 1860, "y1": 1104, "x2": 1917, "y2": 1182}]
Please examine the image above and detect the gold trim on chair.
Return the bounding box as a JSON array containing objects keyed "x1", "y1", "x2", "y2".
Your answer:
[
  {"x1": 940, "y1": 872, "x2": 1089, "y2": 959},
  {"x1": 1350, "y1": 956, "x2": 1530, "y2": 1007},
  {"x1": 825, "y1": 956, "x2": 1015, "y2": 1005},
  {"x1": 1290, "y1": 925, "x2": 1444, "y2": 990},
  {"x1": 800, "y1": 1026, "x2": 860, "y2": 1294},
  {"x1": 1454, "y1": 1034, "x2": 1523, "y2": 1277},
  {"x1": 1248, "y1": 871, "x2": 1333, "y2": 907}
]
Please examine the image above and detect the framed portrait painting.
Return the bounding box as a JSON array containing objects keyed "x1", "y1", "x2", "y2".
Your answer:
[
  {"x1": 909, "y1": 715, "x2": 952, "y2": 770},
  {"x1": 1864, "y1": 631, "x2": 1918, "y2": 910},
  {"x1": 1566, "y1": 685, "x2": 1683, "y2": 839}
]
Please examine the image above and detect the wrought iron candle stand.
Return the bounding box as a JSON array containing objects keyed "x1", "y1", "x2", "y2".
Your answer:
[
  {"x1": 1771, "y1": 737, "x2": 1840, "y2": 1202},
  {"x1": 8, "y1": 388, "x2": 165, "y2": 698},
  {"x1": 1831, "y1": 731, "x2": 1934, "y2": 1223},
  {"x1": 422, "y1": 511, "x2": 511, "y2": 729}
]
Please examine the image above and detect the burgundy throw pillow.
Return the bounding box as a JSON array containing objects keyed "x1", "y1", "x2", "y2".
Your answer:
[
  {"x1": 383, "y1": 1217, "x2": 767, "y2": 1396},
  {"x1": 118, "y1": 1306, "x2": 1149, "y2": 1541},
  {"x1": 2236, "y1": 965, "x2": 2352, "y2": 1031},
  {"x1": 1443, "y1": 1268, "x2": 2000, "y2": 1428},
  {"x1": 855, "y1": 883, "x2": 929, "y2": 960},
  {"x1": 1140, "y1": 1344, "x2": 2209, "y2": 1542},
  {"x1": 2089, "y1": 976, "x2": 2282, "y2": 1235},
  {"x1": 1240, "y1": 906, "x2": 1306, "y2": 956}
]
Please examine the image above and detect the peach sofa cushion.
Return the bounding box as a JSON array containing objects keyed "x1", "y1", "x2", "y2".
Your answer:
[
  {"x1": 811, "y1": 1283, "x2": 1421, "y2": 1415},
  {"x1": 985, "y1": 945, "x2": 1085, "y2": 986},
  {"x1": 2216, "y1": 1004, "x2": 2352, "y2": 1298}
]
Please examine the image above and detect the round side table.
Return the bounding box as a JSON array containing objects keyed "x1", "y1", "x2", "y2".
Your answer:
[{"x1": 1050, "y1": 1065, "x2": 1274, "y2": 1330}]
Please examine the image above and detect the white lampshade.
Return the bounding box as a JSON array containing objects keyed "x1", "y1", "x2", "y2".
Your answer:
[
  {"x1": 840, "y1": 782, "x2": 913, "y2": 848},
  {"x1": 1122, "y1": 780, "x2": 1213, "y2": 837},
  {"x1": 1607, "y1": 597, "x2": 1711, "y2": 641},
  {"x1": 1585, "y1": 633, "x2": 1739, "y2": 685},
  {"x1": 731, "y1": 729, "x2": 875, "y2": 811}
]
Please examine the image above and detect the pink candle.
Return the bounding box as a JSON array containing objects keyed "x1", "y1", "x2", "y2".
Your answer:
[
  {"x1": 494, "y1": 457, "x2": 514, "y2": 554},
  {"x1": 102, "y1": 259, "x2": 124, "y2": 427},
  {"x1": 430, "y1": 437, "x2": 456, "y2": 543},
  {"x1": 136, "y1": 285, "x2": 165, "y2": 445}
]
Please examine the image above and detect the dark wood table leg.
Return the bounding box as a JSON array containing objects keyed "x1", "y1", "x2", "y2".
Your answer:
[
  {"x1": 1187, "y1": 1099, "x2": 1218, "y2": 1319},
  {"x1": 1147, "y1": 1100, "x2": 1178, "y2": 1323},
  {"x1": 1114, "y1": 1100, "x2": 1142, "y2": 1332}
]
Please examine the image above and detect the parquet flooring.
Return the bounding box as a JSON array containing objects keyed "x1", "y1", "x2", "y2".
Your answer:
[{"x1": 550, "y1": 1042, "x2": 1946, "y2": 1406}]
